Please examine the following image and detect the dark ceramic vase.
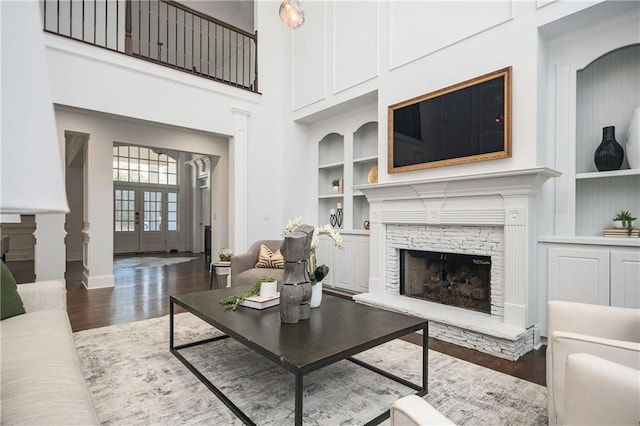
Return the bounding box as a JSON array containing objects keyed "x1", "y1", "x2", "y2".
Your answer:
[{"x1": 594, "y1": 126, "x2": 624, "y2": 171}]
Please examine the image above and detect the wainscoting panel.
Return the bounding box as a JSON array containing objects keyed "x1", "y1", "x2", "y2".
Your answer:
[
  {"x1": 389, "y1": 1, "x2": 512, "y2": 69},
  {"x1": 292, "y1": 1, "x2": 326, "y2": 110},
  {"x1": 332, "y1": 1, "x2": 378, "y2": 94}
]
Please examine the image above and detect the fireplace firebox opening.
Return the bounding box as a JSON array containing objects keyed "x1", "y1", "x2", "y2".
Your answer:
[{"x1": 400, "y1": 249, "x2": 491, "y2": 314}]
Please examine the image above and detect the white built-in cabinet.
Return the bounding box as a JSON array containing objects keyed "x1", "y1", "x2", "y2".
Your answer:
[
  {"x1": 541, "y1": 10, "x2": 640, "y2": 310},
  {"x1": 313, "y1": 106, "x2": 377, "y2": 293},
  {"x1": 317, "y1": 233, "x2": 370, "y2": 293},
  {"x1": 547, "y1": 245, "x2": 639, "y2": 308}
]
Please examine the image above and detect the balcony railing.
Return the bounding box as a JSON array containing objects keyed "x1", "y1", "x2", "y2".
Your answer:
[{"x1": 42, "y1": 0, "x2": 258, "y2": 92}]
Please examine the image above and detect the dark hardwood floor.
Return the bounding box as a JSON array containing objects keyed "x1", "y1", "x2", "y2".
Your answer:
[{"x1": 7, "y1": 254, "x2": 546, "y2": 387}]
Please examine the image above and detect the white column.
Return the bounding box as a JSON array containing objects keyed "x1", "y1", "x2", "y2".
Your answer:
[
  {"x1": 503, "y1": 195, "x2": 535, "y2": 329},
  {"x1": 368, "y1": 202, "x2": 386, "y2": 295},
  {"x1": 553, "y1": 62, "x2": 576, "y2": 236},
  {"x1": 230, "y1": 108, "x2": 250, "y2": 254},
  {"x1": 34, "y1": 214, "x2": 66, "y2": 281},
  {"x1": 184, "y1": 160, "x2": 199, "y2": 253},
  {"x1": 82, "y1": 137, "x2": 114, "y2": 289}
]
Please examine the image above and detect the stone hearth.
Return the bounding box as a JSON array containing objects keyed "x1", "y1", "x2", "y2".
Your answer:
[{"x1": 354, "y1": 167, "x2": 559, "y2": 361}]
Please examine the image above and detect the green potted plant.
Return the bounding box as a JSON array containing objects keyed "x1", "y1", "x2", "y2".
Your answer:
[
  {"x1": 612, "y1": 210, "x2": 637, "y2": 229},
  {"x1": 220, "y1": 275, "x2": 275, "y2": 311},
  {"x1": 332, "y1": 178, "x2": 340, "y2": 193}
]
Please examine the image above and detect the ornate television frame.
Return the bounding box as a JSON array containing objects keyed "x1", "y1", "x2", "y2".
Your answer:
[{"x1": 388, "y1": 67, "x2": 512, "y2": 173}]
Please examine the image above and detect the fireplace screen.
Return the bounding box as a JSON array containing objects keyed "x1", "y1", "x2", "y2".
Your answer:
[{"x1": 400, "y1": 250, "x2": 491, "y2": 314}]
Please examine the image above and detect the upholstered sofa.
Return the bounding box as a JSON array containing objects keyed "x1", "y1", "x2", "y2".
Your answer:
[
  {"x1": 230, "y1": 239, "x2": 284, "y2": 287},
  {"x1": 0, "y1": 279, "x2": 99, "y2": 425}
]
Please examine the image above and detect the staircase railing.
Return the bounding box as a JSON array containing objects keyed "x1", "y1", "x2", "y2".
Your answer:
[{"x1": 42, "y1": 0, "x2": 258, "y2": 92}]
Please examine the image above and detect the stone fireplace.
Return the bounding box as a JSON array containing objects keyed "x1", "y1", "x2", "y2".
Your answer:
[
  {"x1": 354, "y1": 167, "x2": 559, "y2": 361},
  {"x1": 400, "y1": 249, "x2": 492, "y2": 315}
]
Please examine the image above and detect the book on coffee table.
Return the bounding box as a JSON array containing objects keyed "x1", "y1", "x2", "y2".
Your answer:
[{"x1": 239, "y1": 293, "x2": 280, "y2": 310}]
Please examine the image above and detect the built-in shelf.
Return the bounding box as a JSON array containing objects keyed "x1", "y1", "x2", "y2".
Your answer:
[
  {"x1": 572, "y1": 43, "x2": 640, "y2": 238},
  {"x1": 316, "y1": 119, "x2": 377, "y2": 235},
  {"x1": 576, "y1": 168, "x2": 640, "y2": 179},
  {"x1": 318, "y1": 161, "x2": 344, "y2": 169},
  {"x1": 340, "y1": 229, "x2": 370, "y2": 236},
  {"x1": 353, "y1": 155, "x2": 378, "y2": 164}
]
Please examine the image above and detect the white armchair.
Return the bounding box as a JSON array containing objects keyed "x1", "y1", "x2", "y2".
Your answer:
[
  {"x1": 547, "y1": 301, "x2": 640, "y2": 425},
  {"x1": 564, "y1": 353, "x2": 640, "y2": 425}
]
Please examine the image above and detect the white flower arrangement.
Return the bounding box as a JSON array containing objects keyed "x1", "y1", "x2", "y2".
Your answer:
[
  {"x1": 282, "y1": 217, "x2": 343, "y2": 284},
  {"x1": 218, "y1": 248, "x2": 233, "y2": 261}
]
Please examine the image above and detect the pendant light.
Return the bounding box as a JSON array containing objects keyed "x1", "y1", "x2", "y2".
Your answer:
[{"x1": 279, "y1": 0, "x2": 305, "y2": 30}]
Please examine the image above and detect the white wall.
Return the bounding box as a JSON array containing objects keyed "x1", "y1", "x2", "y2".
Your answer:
[
  {"x1": 55, "y1": 107, "x2": 231, "y2": 287},
  {"x1": 243, "y1": 1, "x2": 314, "y2": 241},
  {"x1": 42, "y1": 3, "x2": 301, "y2": 251},
  {"x1": 288, "y1": 0, "x2": 616, "y2": 185},
  {"x1": 24, "y1": 0, "x2": 625, "y2": 290}
]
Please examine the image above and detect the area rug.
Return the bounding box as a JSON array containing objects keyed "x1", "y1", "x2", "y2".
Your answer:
[
  {"x1": 74, "y1": 313, "x2": 547, "y2": 425},
  {"x1": 113, "y1": 256, "x2": 198, "y2": 269}
]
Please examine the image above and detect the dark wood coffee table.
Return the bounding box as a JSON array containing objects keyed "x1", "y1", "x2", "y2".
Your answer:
[{"x1": 170, "y1": 287, "x2": 428, "y2": 425}]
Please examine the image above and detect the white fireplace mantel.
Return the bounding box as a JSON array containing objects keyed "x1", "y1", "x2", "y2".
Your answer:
[
  {"x1": 354, "y1": 167, "x2": 561, "y2": 203},
  {"x1": 353, "y1": 167, "x2": 560, "y2": 356}
]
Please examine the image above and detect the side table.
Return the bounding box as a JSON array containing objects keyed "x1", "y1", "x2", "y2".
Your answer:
[{"x1": 210, "y1": 261, "x2": 231, "y2": 289}]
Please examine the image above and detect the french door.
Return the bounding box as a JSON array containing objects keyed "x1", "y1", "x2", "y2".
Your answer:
[{"x1": 114, "y1": 186, "x2": 179, "y2": 254}]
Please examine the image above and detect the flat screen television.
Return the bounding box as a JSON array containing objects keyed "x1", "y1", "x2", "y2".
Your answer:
[{"x1": 388, "y1": 67, "x2": 511, "y2": 173}]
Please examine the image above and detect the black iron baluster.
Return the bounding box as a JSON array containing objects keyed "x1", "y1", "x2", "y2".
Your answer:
[
  {"x1": 157, "y1": 0, "x2": 161, "y2": 61},
  {"x1": 214, "y1": 23, "x2": 218, "y2": 79},
  {"x1": 242, "y1": 35, "x2": 246, "y2": 88},
  {"x1": 116, "y1": 0, "x2": 119, "y2": 51},
  {"x1": 82, "y1": 0, "x2": 85, "y2": 41},
  {"x1": 175, "y1": 5, "x2": 179, "y2": 66},
  {"x1": 191, "y1": 13, "x2": 194, "y2": 72},
  {"x1": 147, "y1": 0, "x2": 150, "y2": 58},
  {"x1": 56, "y1": 0, "x2": 60, "y2": 34},
  {"x1": 199, "y1": 17, "x2": 203, "y2": 74},
  {"x1": 44, "y1": 0, "x2": 47, "y2": 31},
  {"x1": 93, "y1": 0, "x2": 96, "y2": 44},
  {"x1": 70, "y1": 0, "x2": 72, "y2": 38},
  {"x1": 138, "y1": 0, "x2": 141, "y2": 55},
  {"x1": 207, "y1": 21, "x2": 210, "y2": 76},
  {"x1": 248, "y1": 37, "x2": 252, "y2": 90},
  {"x1": 104, "y1": 0, "x2": 107, "y2": 47},
  {"x1": 228, "y1": 28, "x2": 231, "y2": 82},
  {"x1": 182, "y1": 9, "x2": 186, "y2": 69},
  {"x1": 254, "y1": 31, "x2": 258, "y2": 92},
  {"x1": 174, "y1": 5, "x2": 178, "y2": 65},
  {"x1": 221, "y1": 26, "x2": 224, "y2": 80},
  {"x1": 166, "y1": 2, "x2": 169, "y2": 64}
]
